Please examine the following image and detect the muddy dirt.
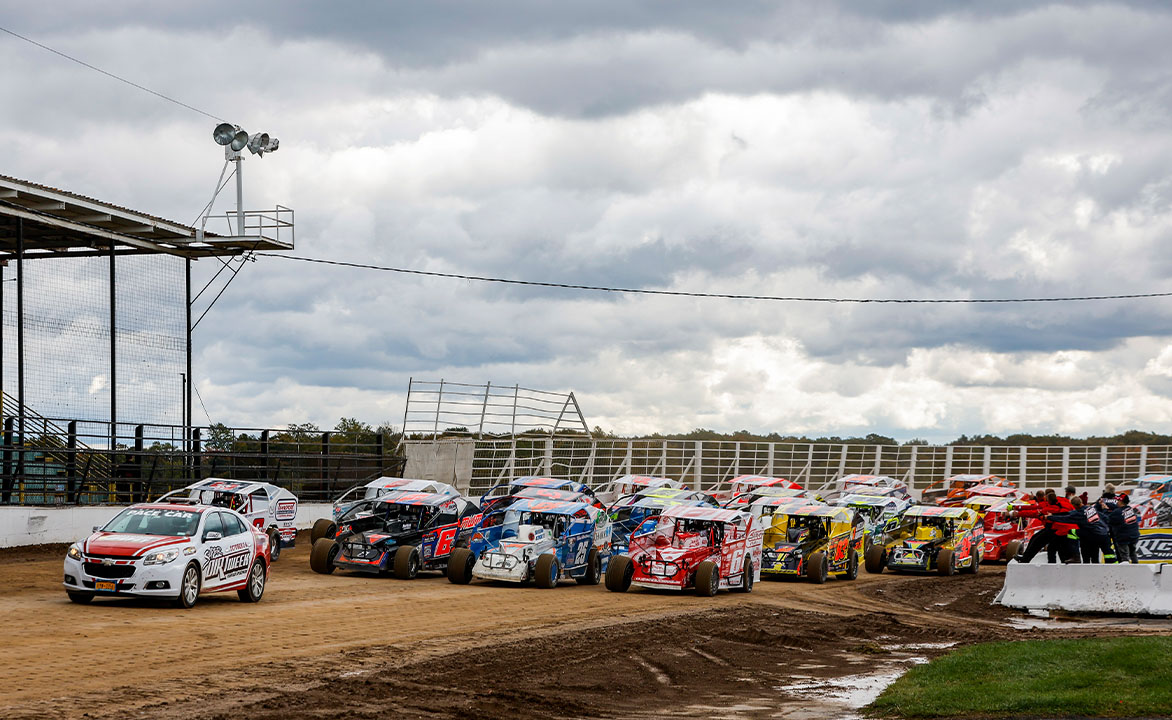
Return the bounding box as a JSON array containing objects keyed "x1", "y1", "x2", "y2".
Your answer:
[{"x1": 2, "y1": 539, "x2": 1165, "y2": 720}]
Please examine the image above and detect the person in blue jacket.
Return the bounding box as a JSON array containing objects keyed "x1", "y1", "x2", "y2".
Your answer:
[
  {"x1": 1107, "y1": 494, "x2": 1141, "y2": 564},
  {"x1": 1062, "y1": 497, "x2": 1115, "y2": 563}
]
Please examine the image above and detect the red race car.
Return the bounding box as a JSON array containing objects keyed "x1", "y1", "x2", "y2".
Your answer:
[
  {"x1": 605, "y1": 505, "x2": 763, "y2": 596},
  {"x1": 961, "y1": 495, "x2": 1041, "y2": 562}
]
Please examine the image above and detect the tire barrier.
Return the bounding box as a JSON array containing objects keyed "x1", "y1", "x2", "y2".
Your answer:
[{"x1": 995, "y1": 561, "x2": 1172, "y2": 615}]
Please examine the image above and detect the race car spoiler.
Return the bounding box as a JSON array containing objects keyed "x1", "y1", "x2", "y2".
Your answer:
[
  {"x1": 904, "y1": 505, "x2": 970, "y2": 519},
  {"x1": 506, "y1": 498, "x2": 594, "y2": 515},
  {"x1": 376, "y1": 490, "x2": 455, "y2": 507}
]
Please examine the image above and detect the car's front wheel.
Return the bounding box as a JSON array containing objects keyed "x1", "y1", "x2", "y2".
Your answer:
[
  {"x1": 67, "y1": 591, "x2": 93, "y2": 605},
  {"x1": 238, "y1": 559, "x2": 266, "y2": 602},
  {"x1": 736, "y1": 558, "x2": 754, "y2": 593},
  {"x1": 937, "y1": 548, "x2": 956, "y2": 576},
  {"x1": 447, "y1": 547, "x2": 475, "y2": 584},
  {"x1": 310, "y1": 538, "x2": 339, "y2": 574},
  {"x1": 1004, "y1": 540, "x2": 1023, "y2": 562},
  {"x1": 394, "y1": 545, "x2": 421, "y2": 579},
  {"x1": 176, "y1": 562, "x2": 201, "y2": 609},
  {"x1": 311, "y1": 518, "x2": 336, "y2": 544},
  {"x1": 806, "y1": 551, "x2": 828, "y2": 584},
  {"x1": 844, "y1": 549, "x2": 859, "y2": 581},
  {"x1": 695, "y1": 561, "x2": 719, "y2": 596},
  {"x1": 864, "y1": 545, "x2": 886, "y2": 574},
  {"x1": 535, "y1": 553, "x2": 559, "y2": 588}
]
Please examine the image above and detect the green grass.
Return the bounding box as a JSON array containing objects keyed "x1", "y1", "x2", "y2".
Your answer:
[{"x1": 868, "y1": 636, "x2": 1172, "y2": 718}]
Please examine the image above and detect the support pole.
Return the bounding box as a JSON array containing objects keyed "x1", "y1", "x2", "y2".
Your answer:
[
  {"x1": 109, "y1": 239, "x2": 117, "y2": 451},
  {"x1": 235, "y1": 154, "x2": 245, "y2": 235},
  {"x1": 186, "y1": 258, "x2": 193, "y2": 445},
  {"x1": 17, "y1": 218, "x2": 25, "y2": 492}
]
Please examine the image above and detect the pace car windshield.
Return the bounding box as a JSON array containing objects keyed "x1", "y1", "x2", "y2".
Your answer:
[{"x1": 102, "y1": 507, "x2": 200, "y2": 536}]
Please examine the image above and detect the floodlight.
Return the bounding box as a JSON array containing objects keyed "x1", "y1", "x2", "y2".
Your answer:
[
  {"x1": 230, "y1": 128, "x2": 249, "y2": 152},
  {"x1": 247, "y1": 132, "x2": 279, "y2": 156},
  {"x1": 212, "y1": 123, "x2": 236, "y2": 145}
]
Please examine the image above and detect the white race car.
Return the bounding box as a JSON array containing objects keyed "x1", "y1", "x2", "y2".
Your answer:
[
  {"x1": 159, "y1": 478, "x2": 299, "y2": 561},
  {"x1": 63, "y1": 503, "x2": 271, "y2": 608}
]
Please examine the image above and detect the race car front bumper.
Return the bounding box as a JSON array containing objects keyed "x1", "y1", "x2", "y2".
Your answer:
[
  {"x1": 761, "y1": 548, "x2": 801, "y2": 576},
  {"x1": 886, "y1": 546, "x2": 932, "y2": 571},
  {"x1": 63, "y1": 553, "x2": 187, "y2": 598},
  {"x1": 472, "y1": 551, "x2": 529, "y2": 583}
]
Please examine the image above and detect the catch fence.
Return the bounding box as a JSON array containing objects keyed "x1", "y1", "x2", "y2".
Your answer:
[
  {"x1": 0, "y1": 413, "x2": 403, "y2": 505},
  {"x1": 402, "y1": 437, "x2": 1172, "y2": 497}
]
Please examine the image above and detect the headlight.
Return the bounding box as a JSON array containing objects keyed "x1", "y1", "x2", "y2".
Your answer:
[
  {"x1": 67, "y1": 544, "x2": 82, "y2": 560},
  {"x1": 143, "y1": 549, "x2": 180, "y2": 565}
]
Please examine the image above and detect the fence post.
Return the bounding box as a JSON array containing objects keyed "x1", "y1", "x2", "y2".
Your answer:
[
  {"x1": 1100, "y1": 446, "x2": 1108, "y2": 489},
  {"x1": 260, "y1": 429, "x2": 270, "y2": 481},
  {"x1": 321, "y1": 432, "x2": 332, "y2": 497},
  {"x1": 133, "y1": 425, "x2": 144, "y2": 502},
  {"x1": 1018, "y1": 446, "x2": 1028, "y2": 488},
  {"x1": 1140, "y1": 446, "x2": 1149, "y2": 476},
  {"x1": 693, "y1": 440, "x2": 702, "y2": 491},
  {"x1": 192, "y1": 428, "x2": 202, "y2": 479},
  {"x1": 1062, "y1": 446, "x2": 1071, "y2": 488},
  {"x1": 66, "y1": 420, "x2": 78, "y2": 503},
  {"x1": 1, "y1": 416, "x2": 12, "y2": 503}
]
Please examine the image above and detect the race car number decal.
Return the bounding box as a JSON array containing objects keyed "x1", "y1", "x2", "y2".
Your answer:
[{"x1": 433, "y1": 526, "x2": 459, "y2": 557}]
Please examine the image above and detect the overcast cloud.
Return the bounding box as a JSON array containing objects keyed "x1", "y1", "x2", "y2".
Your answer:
[{"x1": 3, "y1": 1, "x2": 1172, "y2": 441}]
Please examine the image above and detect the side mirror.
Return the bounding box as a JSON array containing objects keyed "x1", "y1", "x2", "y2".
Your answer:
[
  {"x1": 92, "y1": 525, "x2": 100, "y2": 532},
  {"x1": 204, "y1": 531, "x2": 222, "y2": 542}
]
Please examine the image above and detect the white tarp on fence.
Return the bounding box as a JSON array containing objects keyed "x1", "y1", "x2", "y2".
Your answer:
[
  {"x1": 996, "y1": 562, "x2": 1172, "y2": 615},
  {"x1": 0, "y1": 503, "x2": 332, "y2": 548}
]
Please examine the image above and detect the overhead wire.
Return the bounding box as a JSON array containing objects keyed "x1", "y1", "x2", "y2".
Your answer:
[
  {"x1": 0, "y1": 24, "x2": 225, "y2": 121},
  {"x1": 255, "y1": 253, "x2": 1172, "y2": 305}
]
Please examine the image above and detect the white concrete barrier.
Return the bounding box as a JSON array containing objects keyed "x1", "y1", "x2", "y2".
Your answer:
[
  {"x1": 996, "y1": 561, "x2": 1172, "y2": 615},
  {"x1": 0, "y1": 503, "x2": 333, "y2": 549}
]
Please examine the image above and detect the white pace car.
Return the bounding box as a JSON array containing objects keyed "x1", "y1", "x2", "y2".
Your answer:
[{"x1": 63, "y1": 503, "x2": 271, "y2": 608}]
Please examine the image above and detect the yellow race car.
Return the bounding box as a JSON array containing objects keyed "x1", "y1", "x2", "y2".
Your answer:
[
  {"x1": 759, "y1": 504, "x2": 864, "y2": 584},
  {"x1": 866, "y1": 505, "x2": 984, "y2": 575}
]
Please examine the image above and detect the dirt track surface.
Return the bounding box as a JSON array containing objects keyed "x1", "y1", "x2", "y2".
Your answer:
[{"x1": 2, "y1": 534, "x2": 1163, "y2": 720}]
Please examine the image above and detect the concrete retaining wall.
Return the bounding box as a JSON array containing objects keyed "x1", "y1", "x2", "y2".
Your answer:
[
  {"x1": 0, "y1": 503, "x2": 333, "y2": 549},
  {"x1": 996, "y1": 561, "x2": 1172, "y2": 615}
]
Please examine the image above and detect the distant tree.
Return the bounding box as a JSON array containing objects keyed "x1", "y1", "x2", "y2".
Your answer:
[{"x1": 205, "y1": 423, "x2": 234, "y2": 451}]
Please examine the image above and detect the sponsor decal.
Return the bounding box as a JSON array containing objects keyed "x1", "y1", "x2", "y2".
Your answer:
[
  {"x1": 275, "y1": 499, "x2": 297, "y2": 521},
  {"x1": 460, "y1": 513, "x2": 483, "y2": 530},
  {"x1": 202, "y1": 545, "x2": 251, "y2": 581},
  {"x1": 1137, "y1": 529, "x2": 1172, "y2": 563}
]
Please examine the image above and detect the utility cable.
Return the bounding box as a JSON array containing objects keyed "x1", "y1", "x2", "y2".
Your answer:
[
  {"x1": 255, "y1": 253, "x2": 1172, "y2": 304},
  {"x1": 0, "y1": 24, "x2": 224, "y2": 121}
]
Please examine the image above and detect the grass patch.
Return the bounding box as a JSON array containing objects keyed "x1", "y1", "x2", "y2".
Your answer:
[{"x1": 869, "y1": 636, "x2": 1172, "y2": 718}]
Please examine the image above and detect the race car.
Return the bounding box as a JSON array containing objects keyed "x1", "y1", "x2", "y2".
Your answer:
[
  {"x1": 867, "y1": 505, "x2": 983, "y2": 576},
  {"x1": 596, "y1": 474, "x2": 681, "y2": 505},
  {"x1": 63, "y1": 502, "x2": 270, "y2": 608},
  {"x1": 834, "y1": 474, "x2": 910, "y2": 501},
  {"x1": 310, "y1": 490, "x2": 480, "y2": 578},
  {"x1": 311, "y1": 477, "x2": 461, "y2": 542},
  {"x1": 724, "y1": 486, "x2": 811, "y2": 508},
  {"x1": 1119, "y1": 475, "x2": 1172, "y2": 527},
  {"x1": 447, "y1": 497, "x2": 612, "y2": 587},
  {"x1": 923, "y1": 476, "x2": 1017, "y2": 511},
  {"x1": 720, "y1": 475, "x2": 802, "y2": 502},
  {"x1": 477, "y1": 476, "x2": 603, "y2": 514},
  {"x1": 758, "y1": 504, "x2": 863, "y2": 583},
  {"x1": 605, "y1": 505, "x2": 763, "y2": 596},
  {"x1": 158, "y1": 478, "x2": 298, "y2": 561},
  {"x1": 609, "y1": 488, "x2": 718, "y2": 554},
  {"x1": 831, "y1": 493, "x2": 912, "y2": 553},
  {"x1": 961, "y1": 495, "x2": 1042, "y2": 562}
]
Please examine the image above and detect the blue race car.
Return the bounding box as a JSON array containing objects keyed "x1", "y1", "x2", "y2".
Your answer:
[{"x1": 447, "y1": 498, "x2": 611, "y2": 588}]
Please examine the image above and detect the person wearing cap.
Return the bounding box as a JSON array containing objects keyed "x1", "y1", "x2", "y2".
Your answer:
[{"x1": 1107, "y1": 493, "x2": 1141, "y2": 563}]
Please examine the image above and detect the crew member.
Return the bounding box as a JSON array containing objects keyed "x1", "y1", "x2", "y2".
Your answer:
[
  {"x1": 1014, "y1": 489, "x2": 1079, "y2": 563},
  {"x1": 1108, "y1": 494, "x2": 1141, "y2": 564}
]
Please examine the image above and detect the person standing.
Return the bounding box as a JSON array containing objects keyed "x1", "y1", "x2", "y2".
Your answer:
[
  {"x1": 1061, "y1": 497, "x2": 1114, "y2": 563},
  {"x1": 1107, "y1": 494, "x2": 1141, "y2": 564},
  {"x1": 1015, "y1": 489, "x2": 1079, "y2": 563}
]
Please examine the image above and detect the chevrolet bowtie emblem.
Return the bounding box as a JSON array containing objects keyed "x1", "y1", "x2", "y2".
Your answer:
[{"x1": 101, "y1": 558, "x2": 114, "y2": 566}]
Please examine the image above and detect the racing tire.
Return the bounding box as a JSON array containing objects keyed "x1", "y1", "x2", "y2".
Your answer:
[
  {"x1": 844, "y1": 549, "x2": 859, "y2": 581},
  {"x1": 605, "y1": 555, "x2": 633, "y2": 593},
  {"x1": 806, "y1": 552, "x2": 828, "y2": 584},
  {"x1": 394, "y1": 545, "x2": 422, "y2": 580},
  {"x1": 937, "y1": 548, "x2": 956, "y2": 577},
  {"x1": 1004, "y1": 540, "x2": 1023, "y2": 563},
  {"x1": 535, "y1": 553, "x2": 560, "y2": 589},
  {"x1": 237, "y1": 559, "x2": 267, "y2": 603},
  {"x1": 864, "y1": 546, "x2": 886, "y2": 574},
  {"x1": 310, "y1": 538, "x2": 339, "y2": 575},
  {"x1": 736, "y1": 557, "x2": 754, "y2": 593},
  {"x1": 267, "y1": 528, "x2": 282, "y2": 562},
  {"x1": 176, "y1": 562, "x2": 201, "y2": 609},
  {"x1": 67, "y1": 591, "x2": 94, "y2": 605},
  {"x1": 695, "y1": 561, "x2": 719, "y2": 597},
  {"x1": 311, "y1": 518, "x2": 336, "y2": 544},
  {"x1": 576, "y1": 549, "x2": 602, "y2": 586},
  {"x1": 447, "y1": 547, "x2": 475, "y2": 585},
  {"x1": 964, "y1": 545, "x2": 980, "y2": 575}
]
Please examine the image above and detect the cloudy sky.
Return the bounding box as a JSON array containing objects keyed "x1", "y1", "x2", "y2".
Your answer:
[{"x1": 3, "y1": 1, "x2": 1172, "y2": 441}]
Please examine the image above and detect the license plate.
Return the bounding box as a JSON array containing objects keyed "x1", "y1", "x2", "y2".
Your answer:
[{"x1": 95, "y1": 581, "x2": 116, "y2": 592}]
